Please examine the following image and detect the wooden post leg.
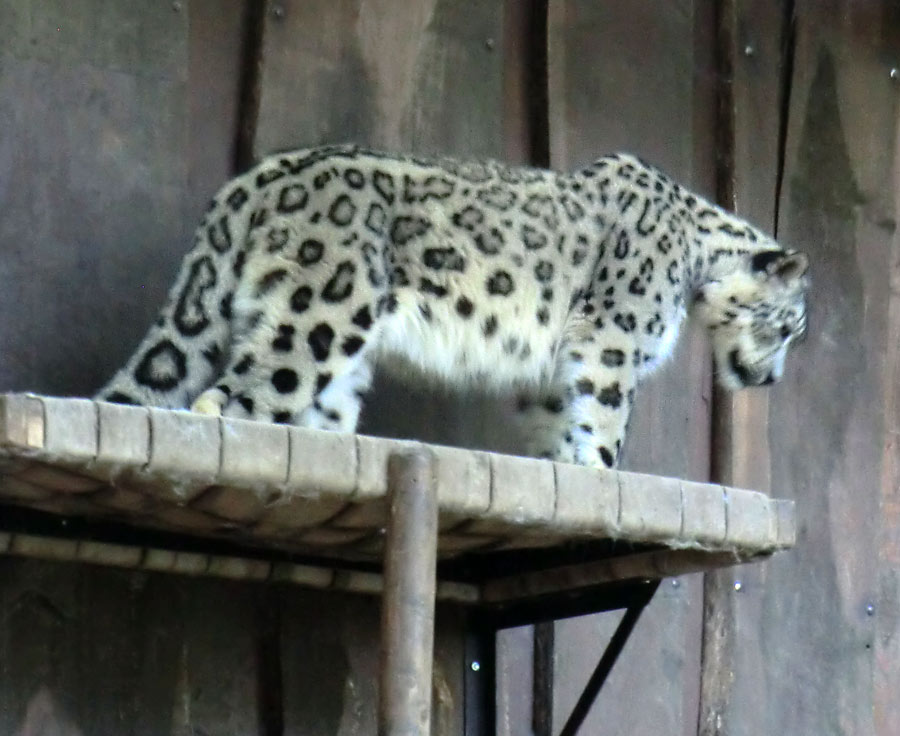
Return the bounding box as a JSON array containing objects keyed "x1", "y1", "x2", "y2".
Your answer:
[{"x1": 379, "y1": 450, "x2": 438, "y2": 736}]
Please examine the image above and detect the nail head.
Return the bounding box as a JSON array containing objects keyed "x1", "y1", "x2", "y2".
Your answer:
[
  {"x1": 733, "y1": 580, "x2": 742, "y2": 592},
  {"x1": 471, "y1": 661, "x2": 481, "y2": 672}
]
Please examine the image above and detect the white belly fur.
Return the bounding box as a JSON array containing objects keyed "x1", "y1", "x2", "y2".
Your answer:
[{"x1": 375, "y1": 298, "x2": 559, "y2": 391}]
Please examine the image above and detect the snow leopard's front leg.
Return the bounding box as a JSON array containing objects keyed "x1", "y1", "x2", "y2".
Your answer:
[{"x1": 517, "y1": 334, "x2": 636, "y2": 469}]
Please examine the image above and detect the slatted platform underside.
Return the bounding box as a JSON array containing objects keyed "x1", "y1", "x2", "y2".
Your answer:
[{"x1": 0, "y1": 394, "x2": 795, "y2": 603}]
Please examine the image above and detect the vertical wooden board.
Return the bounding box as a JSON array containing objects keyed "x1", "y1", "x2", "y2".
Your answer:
[
  {"x1": 0, "y1": 0, "x2": 187, "y2": 396},
  {"x1": 0, "y1": 558, "x2": 263, "y2": 736},
  {"x1": 186, "y1": 0, "x2": 248, "y2": 214},
  {"x1": 255, "y1": 0, "x2": 515, "y2": 159},
  {"x1": 278, "y1": 588, "x2": 464, "y2": 736},
  {"x1": 552, "y1": 581, "x2": 703, "y2": 736},
  {"x1": 547, "y1": 0, "x2": 715, "y2": 478},
  {"x1": 253, "y1": 0, "x2": 529, "y2": 455},
  {"x1": 496, "y1": 626, "x2": 535, "y2": 735},
  {"x1": 0, "y1": 0, "x2": 244, "y2": 397},
  {"x1": 0, "y1": 557, "x2": 173, "y2": 735},
  {"x1": 254, "y1": 4, "x2": 536, "y2": 730},
  {"x1": 717, "y1": 2, "x2": 900, "y2": 734},
  {"x1": 0, "y1": 2, "x2": 261, "y2": 733},
  {"x1": 254, "y1": 4, "x2": 531, "y2": 728},
  {"x1": 878, "y1": 43, "x2": 900, "y2": 736},
  {"x1": 167, "y1": 577, "x2": 265, "y2": 735},
  {"x1": 700, "y1": 3, "x2": 786, "y2": 734},
  {"x1": 546, "y1": 2, "x2": 714, "y2": 734}
]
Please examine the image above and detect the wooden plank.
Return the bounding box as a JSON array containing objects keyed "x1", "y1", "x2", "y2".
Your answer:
[
  {"x1": 0, "y1": 2, "x2": 257, "y2": 733},
  {"x1": 546, "y1": 1, "x2": 715, "y2": 733},
  {"x1": 547, "y1": 0, "x2": 716, "y2": 473},
  {"x1": 700, "y1": 2, "x2": 786, "y2": 734},
  {"x1": 710, "y1": 1, "x2": 900, "y2": 734},
  {"x1": 496, "y1": 626, "x2": 535, "y2": 735},
  {"x1": 278, "y1": 587, "x2": 465, "y2": 736},
  {"x1": 0, "y1": 557, "x2": 263, "y2": 736},
  {"x1": 0, "y1": 0, "x2": 187, "y2": 396},
  {"x1": 253, "y1": 1, "x2": 531, "y2": 730},
  {"x1": 0, "y1": 0, "x2": 245, "y2": 397},
  {"x1": 186, "y1": 0, "x2": 248, "y2": 212},
  {"x1": 253, "y1": 0, "x2": 526, "y2": 455}
]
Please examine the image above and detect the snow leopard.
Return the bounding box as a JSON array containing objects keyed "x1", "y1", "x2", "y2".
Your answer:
[{"x1": 96, "y1": 144, "x2": 810, "y2": 469}]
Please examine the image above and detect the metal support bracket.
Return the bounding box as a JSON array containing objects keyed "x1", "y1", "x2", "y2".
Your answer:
[{"x1": 464, "y1": 578, "x2": 661, "y2": 736}]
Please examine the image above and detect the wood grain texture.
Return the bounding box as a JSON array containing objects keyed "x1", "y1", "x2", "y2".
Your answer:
[
  {"x1": 546, "y1": 2, "x2": 714, "y2": 733},
  {"x1": 380, "y1": 452, "x2": 439, "y2": 736},
  {"x1": 699, "y1": 3, "x2": 786, "y2": 734},
  {"x1": 254, "y1": 0, "x2": 528, "y2": 457},
  {"x1": 253, "y1": 2, "x2": 531, "y2": 731},
  {"x1": 0, "y1": 557, "x2": 263, "y2": 736},
  {"x1": 0, "y1": 0, "x2": 244, "y2": 397},
  {"x1": 0, "y1": 3, "x2": 257, "y2": 734},
  {"x1": 714, "y1": 1, "x2": 900, "y2": 733},
  {"x1": 278, "y1": 587, "x2": 464, "y2": 736},
  {"x1": 496, "y1": 626, "x2": 534, "y2": 736}
]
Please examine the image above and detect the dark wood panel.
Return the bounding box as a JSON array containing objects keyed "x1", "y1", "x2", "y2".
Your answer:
[
  {"x1": 254, "y1": 0, "x2": 518, "y2": 160},
  {"x1": 548, "y1": 0, "x2": 716, "y2": 478},
  {"x1": 278, "y1": 588, "x2": 464, "y2": 736},
  {"x1": 187, "y1": 0, "x2": 248, "y2": 212},
  {"x1": 0, "y1": 2, "x2": 258, "y2": 734},
  {"x1": 0, "y1": 558, "x2": 264, "y2": 735},
  {"x1": 496, "y1": 626, "x2": 535, "y2": 735},
  {"x1": 0, "y1": 0, "x2": 245, "y2": 397},
  {"x1": 254, "y1": 0, "x2": 528, "y2": 457},
  {"x1": 0, "y1": 0, "x2": 188, "y2": 396},
  {"x1": 712, "y1": 1, "x2": 900, "y2": 733},
  {"x1": 699, "y1": 3, "x2": 786, "y2": 734},
  {"x1": 253, "y1": 1, "x2": 532, "y2": 732},
  {"x1": 546, "y1": 1, "x2": 715, "y2": 733}
]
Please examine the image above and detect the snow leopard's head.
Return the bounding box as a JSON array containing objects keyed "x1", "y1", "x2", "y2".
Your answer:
[{"x1": 695, "y1": 249, "x2": 809, "y2": 391}]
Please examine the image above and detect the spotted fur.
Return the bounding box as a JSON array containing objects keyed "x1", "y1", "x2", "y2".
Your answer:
[{"x1": 97, "y1": 144, "x2": 810, "y2": 469}]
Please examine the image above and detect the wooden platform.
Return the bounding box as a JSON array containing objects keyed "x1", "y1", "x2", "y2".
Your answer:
[{"x1": 0, "y1": 393, "x2": 795, "y2": 605}]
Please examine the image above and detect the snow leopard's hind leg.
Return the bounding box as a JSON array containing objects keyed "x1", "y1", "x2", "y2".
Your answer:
[
  {"x1": 191, "y1": 306, "x2": 377, "y2": 430},
  {"x1": 190, "y1": 254, "x2": 387, "y2": 431}
]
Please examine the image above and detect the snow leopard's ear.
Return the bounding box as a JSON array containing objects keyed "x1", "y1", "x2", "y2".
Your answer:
[{"x1": 751, "y1": 250, "x2": 808, "y2": 286}]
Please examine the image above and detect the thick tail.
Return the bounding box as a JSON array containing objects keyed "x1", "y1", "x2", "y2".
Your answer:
[{"x1": 95, "y1": 194, "x2": 246, "y2": 409}]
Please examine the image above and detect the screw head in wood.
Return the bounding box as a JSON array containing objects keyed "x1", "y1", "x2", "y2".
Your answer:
[
  {"x1": 733, "y1": 580, "x2": 742, "y2": 592},
  {"x1": 485, "y1": 38, "x2": 495, "y2": 51},
  {"x1": 744, "y1": 44, "x2": 755, "y2": 57},
  {"x1": 171, "y1": 0, "x2": 182, "y2": 10},
  {"x1": 866, "y1": 603, "x2": 875, "y2": 615},
  {"x1": 470, "y1": 661, "x2": 481, "y2": 672},
  {"x1": 891, "y1": 68, "x2": 899, "y2": 81},
  {"x1": 272, "y1": 4, "x2": 285, "y2": 19}
]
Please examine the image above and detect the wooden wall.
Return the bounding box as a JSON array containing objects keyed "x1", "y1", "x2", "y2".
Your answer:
[
  {"x1": 0, "y1": 0, "x2": 899, "y2": 734},
  {"x1": 703, "y1": 1, "x2": 900, "y2": 735},
  {"x1": 539, "y1": 3, "x2": 715, "y2": 734}
]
